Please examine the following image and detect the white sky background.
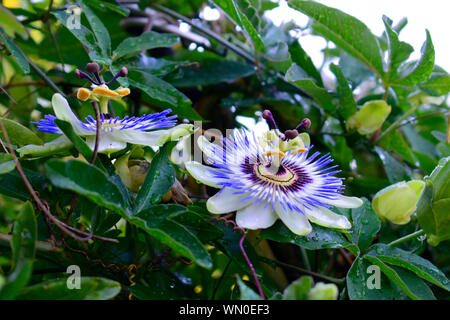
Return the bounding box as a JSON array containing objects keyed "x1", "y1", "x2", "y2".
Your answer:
[
  {"x1": 265, "y1": 0, "x2": 450, "y2": 71},
  {"x1": 237, "y1": 0, "x2": 450, "y2": 130}
]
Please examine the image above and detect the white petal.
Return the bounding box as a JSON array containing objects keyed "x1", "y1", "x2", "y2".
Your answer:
[
  {"x1": 51, "y1": 94, "x2": 92, "y2": 135},
  {"x1": 304, "y1": 206, "x2": 351, "y2": 229},
  {"x1": 185, "y1": 161, "x2": 222, "y2": 188},
  {"x1": 111, "y1": 129, "x2": 169, "y2": 146},
  {"x1": 86, "y1": 134, "x2": 126, "y2": 154},
  {"x1": 236, "y1": 201, "x2": 278, "y2": 230},
  {"x1": 197, "y1": 135, "x2": 223, "y2": 161},
  {"x1": 274, "y1": 203, "x2": 312, "y2": 235},
  {"x1": 206, "y1": 188, "x2": 253, "y2": 214},
  {"x1": 321, "y1": 195, "x2": 363, "y2": 208}
]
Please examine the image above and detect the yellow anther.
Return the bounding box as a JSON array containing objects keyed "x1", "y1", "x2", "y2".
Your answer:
[
  {"x1": 77, "y1": 88, "x2": 91, "y2": 101},
  {"x1": 263, "y1": 150, "x2": 286, "y2": 158},
  {"x1": 292, "y1": 147, "x2": 308, "y2": 154},
  {"x1": 92, "y1": 86, "x2": 119, "y2": 97},
  {"x1": 116, "y1": 87, "x2": 130, "y2": 96}
]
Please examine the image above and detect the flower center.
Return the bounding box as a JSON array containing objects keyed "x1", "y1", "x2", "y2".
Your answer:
[
  {"x1": 255, "y1": 163, "x2": 296, "y2": 186},
  {"x1": 241, "y1": 156, "x2": 312, "y2": 191}
]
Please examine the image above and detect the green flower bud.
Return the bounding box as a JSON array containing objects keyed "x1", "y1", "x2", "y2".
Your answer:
[
  {"x1": 372, "y1": 180, "x2": 425, "y2": 225},
  {"x1": 114, "y1": 149, "x2": 150, "y2": 192},
  {"x1": 307, "y1": 282, "x2": 339, "y2": 300},
  {"x1": 346, "y1": 100, "x2": 391, "y2": 135},
  {"x1": 417, "y1": 157, "x2": 450, "y2": 246}
]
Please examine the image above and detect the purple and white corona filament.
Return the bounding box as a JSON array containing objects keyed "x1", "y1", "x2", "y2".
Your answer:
[
  {"x1": 30, "y1": 93, "x2": 194, "y2": 154},
  {"x1": 186, "y1": 124, "x2": 363, "y2": 235}
]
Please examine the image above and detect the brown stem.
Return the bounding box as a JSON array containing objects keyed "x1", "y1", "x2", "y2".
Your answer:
[
  {"x1": 0, "y1": 118, "x2": 117, "y2": 243},
  {"x1": 66, "y1": 101, "x2": 101, "y2": 223}
]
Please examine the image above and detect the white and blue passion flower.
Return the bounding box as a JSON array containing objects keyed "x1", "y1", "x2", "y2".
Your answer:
[
  {"x1": 185, "y1": 114, "x2": 362, "y2": 235},
  {"x1": 29, "y1": 93, "x2": 194, "y2": 154}
]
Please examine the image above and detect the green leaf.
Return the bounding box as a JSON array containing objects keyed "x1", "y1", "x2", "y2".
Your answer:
[
  {"x1": 232, "y1": 0, "x2": 264, "y2": 51},
  {"x1": 170, "y1": 210, "x2": 225, "y2": 242},
  {"x1": 86, "y1": 0, "x2": 130, "y2": 16},
  {"x1": 130, "y1": 204, "x2": 212, "y2": 268},
  {"x1": 282, "y1": 276, "x2": 313, "y2": 300},
  {"x1": 289, "y1": 41, "x2": 323, "y2": 87},
  {"x1": 0, "y1": 27, "x2": 29, "y2": 74},
  {"x1": 419, "y1": 74, "x2": 450, "y2": 96},
  {"x1": 346, "y1": 257, "x2": 394, "y2": 300},
  {"x1": 0, "y1": 5, "x2": 27, "y2": 39},
  {"x1": 366, "y1": 244, "x2": 450, "y2": 291},
  {"x1": 331, "y1": 136, "x2": 352, "y2": 170},
  {"x1": 265, "y1": 42, "x2": 292, "y2": 73},
  {"x1": 0, "y1": 153, "x2": 15, "y2": 174},
  {"x1": 378, "y1": 127, "x2": 416, "y2": 165},
  {"x1": 382, "y1": 16, "x2": 414, "y2": 83},
  {"x1": 214, "y1": 221, "x2": 263, "y2": 276},
  {"x1": 416, "y1": 157, "x2": 450, "y2": 245},
  {"x1": 212, "y1": 0, "x2": 263, "y2": 51},
  {"x1": 45, "y1": 159, "x2": 130, "y2": 216},
  {"x1": 413, "y1": 151, "x2": 438, "y2": 175},
  {"x1": 393, "y1": 30, "x2": 434, "y2": 86},
  {"x1": 286, "y1": 63, "x2": 335, "y2": 112},
  {"x1": 260, "y1": 220, "x2": 351, "y2": 250},
  {"x1": 237, "y1": 278, "x2": 261, "y2": 300},
  {"x1": 113, "y1": 31, "x2": 179, "y2": 59},
  {"x1": 17, "y1": 136, "x2": 73, "y2": 158},
  {"x1": 79, "y1": 0, "x2": 111, "y2": 57},
  {"x1": 0, "y1": 118, "x2": 43, "y2": 147},
  {"x1": 289, "y1": 0, "x2": 384, "y2": 77},
  {"x1": 16, "y1": 277, "x2": 121, "y2": 300},
  {"x1": 364, "y1": 256, "x2": 436, "y2": 300},
  {"x1": 351, "y1": 198, "x2": 381, "y2": 253},
  {"x1": 0, "y1": 168, "x2": 47, "y2": 201},
  {"x1": 375, "y1": 146, "x2": 411, "y2": 183},
  {"x1": 168, "y1": 58, "x2": 254, "y2": 87},
  {"x1": 330, "y1": 63, "x2": 357, "y2": 118},
  {"x1": 134, "y1": 144, "x2": 175, "y2": 214},
  {"x1": 54, "y1": 119, "x2": 105, "y2": 171},
  {"x1": 127, "y1": 70, "x2": 200, "y2": 120},
  {"x1": 0, "y1": 202, "x2": 36, "y2": 299},
  {"x1": 52, "y1": 10, "x2": 106, "y2": 64}
]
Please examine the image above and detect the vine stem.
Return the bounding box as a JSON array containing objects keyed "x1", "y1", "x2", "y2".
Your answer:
[
  {"x1": 0, "y1": 118, "x2": 116, "y2": 243},
  {"x1": 375, "y1": 102, "x2": 420, "y2": 144},
  {"x1": 145, "y1": 3, "x2": 313, "y2": 100},
  {"x1": 259, "y1": 256, "x2": 345, "y2": 285},
  {"x1": 66, "y1": 101, "x2": 101, "y2": 223},
  {"x1": 212, "y1": 216, "x2": 265, "y2": 299},
  {"x1": 388, "y1": 229, "x2": 426, "y2": 247}
]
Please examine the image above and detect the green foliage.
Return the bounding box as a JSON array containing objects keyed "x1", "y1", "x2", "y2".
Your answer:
[{"x1": 0, "y1": 0, "x2": 448, "y2": 302}]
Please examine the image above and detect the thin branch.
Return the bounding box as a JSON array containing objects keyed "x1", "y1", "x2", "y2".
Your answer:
[
  {"x1": 259, "y1": 256, "x2": 345, "y2": 285},
  {"x1": 148, "y1": 4, "x2": 255, "y2": 64},
  {"x1": 66, "y1": 101, "x2": 101, "y2": 223},
  {"x1": 212, "y1": 216, "x2": 265, "y2": 299},
  {"x1": 388, "y1": 229, "x2": 425, "y2": 247},
  {"x1": 375, "y1": 103, "x2": 420, "y2": 143},
  {"x1": 0, "y1": 118, "x2": 117, "y2": 243}
]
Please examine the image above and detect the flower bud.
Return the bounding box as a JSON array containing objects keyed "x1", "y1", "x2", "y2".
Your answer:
[
  {"x1": 307, "y1": 282, "x2": 338, "y2": 300},
  {"x1": 372, "y1": 180, "x2": 425, "y2": 225},
  {"x1": 417, "y1": 157, "x2": 450, "y2": 246},
  {"x1": 346, "y1": 100, "x2": 391, "y2": 135}
]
